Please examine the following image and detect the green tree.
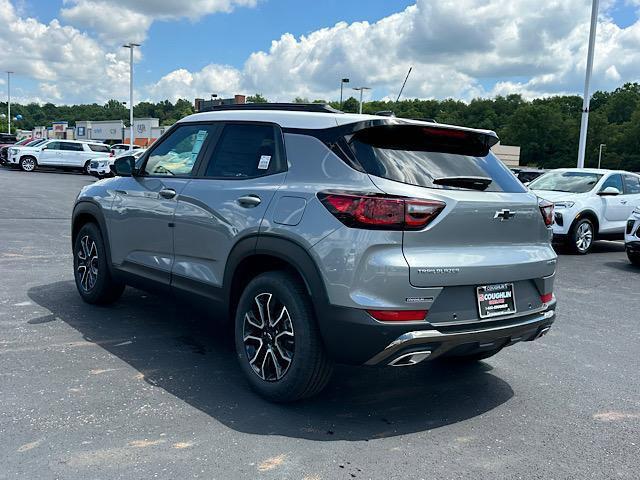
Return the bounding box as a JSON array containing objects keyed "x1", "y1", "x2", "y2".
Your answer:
[{"x1": 247, "y1": 93, "x2": 268, "y2": 104}]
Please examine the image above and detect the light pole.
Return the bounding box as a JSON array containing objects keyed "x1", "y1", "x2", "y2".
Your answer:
[
  {"x1": 340, "y1": 78, "x2": 349, "y2": 108},
  {"x1": 123, "y1": 43, "x2": 140, "y2": 148},
  {"x1": 7, "y1": 71, "x2": 13, "y2": 134},
  {"x1": 353, "y1": 87, "x2": 371, "y2": 114},
  {"x1": 577, "y1": 0, "x2": 600, "y2": 168},
  {"x1": 598, "y1": 143, "x2": 606, "y2": 169}
]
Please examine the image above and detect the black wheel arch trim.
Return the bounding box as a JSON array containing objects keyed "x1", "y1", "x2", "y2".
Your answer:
[
  {"x1": 72, "y1": 200, "x2": 114, "y2": 271},
  {"x1": 223, "y1": 234, "x2": 330, "y2": 317},
  {"x1": 571, "y1": 209, "x2": 599, "y2": 235}
]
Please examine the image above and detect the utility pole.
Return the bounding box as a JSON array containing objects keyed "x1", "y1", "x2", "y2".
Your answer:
[
  {"x1": 577, "y1": 0, "x2": 600, "y2": 169},
  {"x1": 340, "y1": 78, "x2": 350, "y2": 108},
  {"x1": 598, "y1": 143, "x2": 606, "y2": 169},
  {"x1": 123, "y1": 43, "x2": 140, "y2": 148},
  {"x1": 353, "y1": 87, "x2": 371, "y2": 114},
  {"x1": 7, "y1": 71, "x2": 13, "y2": 134}
]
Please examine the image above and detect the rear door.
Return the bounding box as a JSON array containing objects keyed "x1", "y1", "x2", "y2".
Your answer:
[
  {"x1": 60, "y1": 141, "x2": 86, "y2": 167},
  {"x1": 171, "y1": 122, "x2": 287, "y2": 297}
]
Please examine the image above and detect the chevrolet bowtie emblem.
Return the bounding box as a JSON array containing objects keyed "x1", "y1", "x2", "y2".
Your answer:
[{"x1": 494, "y1": 209, "x2": 516, "y2": 221}]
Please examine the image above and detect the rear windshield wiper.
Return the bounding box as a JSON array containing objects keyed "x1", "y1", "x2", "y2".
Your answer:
[{"x1": 433, "y1": 176, "x2": 493, "y2": 191}]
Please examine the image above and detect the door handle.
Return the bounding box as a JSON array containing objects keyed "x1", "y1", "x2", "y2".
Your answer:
[
  {"x1": 159, "y1": 188, "x2": 177, "y2": 199},
  {"x1": 237, "y1": 194, "x2": 262, "y2": 208},
  {"x1": 620, "y1": 200, "x2": 628, "y2": 204}
]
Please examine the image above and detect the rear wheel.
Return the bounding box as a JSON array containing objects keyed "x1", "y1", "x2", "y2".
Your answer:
[
  {"x1": 234, "y1": 271, "x2": 332, "y2": 402},
  {"x1": 73, "y1": 223, "x2": 124, "y2": 304},
  {"x1": 568, "y1": 218, "x2": 594, "y2": 254},
  {"x1": 19, "y1": 156, "x2": 37, "y2": 172}
]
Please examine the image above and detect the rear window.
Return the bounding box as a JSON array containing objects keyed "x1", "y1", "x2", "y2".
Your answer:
[
  {"x1": 348, "y1": 125, "x2": 525, "y2": 193},
  {"x1": 89, "y1": 144, "x2": 111, "y2": 153}
]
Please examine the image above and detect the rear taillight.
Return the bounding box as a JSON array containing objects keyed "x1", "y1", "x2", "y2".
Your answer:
[
  {"x1": 318, "y1": 192, "x2": 445, "y2": 230},
  {"x1": 540, "y1": 293, "x2": 553, "y2": 304},
  {"x1": 538, "y1": 199, "x2": 554, "y2": 226},
  {"x1": 367, "y1": 310, "x2": 428, "y2": 322}
]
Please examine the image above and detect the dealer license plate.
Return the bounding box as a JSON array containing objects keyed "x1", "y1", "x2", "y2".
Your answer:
[{"x1": 476, "y1": 283, "x2": 516, "y2": 319}]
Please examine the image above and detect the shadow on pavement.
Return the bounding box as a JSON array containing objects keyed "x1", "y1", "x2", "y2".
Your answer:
[
  {"x1": 554, "y1": 240, "x2": 625, "y2": 256},
  {"x1": 28, "y1": 280, "x2": 514, "y2": 441}
]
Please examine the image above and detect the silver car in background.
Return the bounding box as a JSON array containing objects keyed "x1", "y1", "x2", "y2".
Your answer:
[{"x1": 71, "y1": 104, "x2": 557, "y2": 401}]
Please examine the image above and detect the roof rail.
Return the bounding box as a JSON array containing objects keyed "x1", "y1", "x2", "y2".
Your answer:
[{"x1": 201, "y1": 103, "x2": 344, "y2": 114}]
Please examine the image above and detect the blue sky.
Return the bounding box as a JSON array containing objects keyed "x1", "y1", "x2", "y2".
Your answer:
[{"x1": 1, "y1": 0, "x2": 639, "y2": 105}]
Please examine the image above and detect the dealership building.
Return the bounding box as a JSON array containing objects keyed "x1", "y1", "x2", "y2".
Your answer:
[{"x1": 30, "y1": 118, "x2": 169, "y2": 147}]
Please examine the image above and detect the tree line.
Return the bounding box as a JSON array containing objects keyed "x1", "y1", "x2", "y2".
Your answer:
[{"x1": 1, "y1": 83, "x2": 639, "y2": 171}]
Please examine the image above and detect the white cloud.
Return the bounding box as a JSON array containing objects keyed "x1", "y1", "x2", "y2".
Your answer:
[
  {"x1": 144, "y1": 0, "x2": 640, "y2": 103},
  {"x1": 61, "y1": 0, "x2": 257, "y2": 44},
  {"x1": 2, "y1": 0, "x2": 640, "y2": 106}
]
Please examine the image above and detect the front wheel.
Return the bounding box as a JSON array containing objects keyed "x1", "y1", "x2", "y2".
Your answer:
[
  {"x1": 234, "y1": 271, "x2": 333, "y2": 402},
  {"x1": 568, "y1": 218, "x2": 594, "y2": 254},
  {"x1": 84, "y1": 161, "x2": 92, "y2": 175},
  {"x1": 628, "y1": 250, "x2": 640, "y2": 267},
  {"x1": 73, "y1": 223, "x2": 124, "y2": 304},
  {"x1": 19, "y1": 156, "x2": 37, "y2": 172}
]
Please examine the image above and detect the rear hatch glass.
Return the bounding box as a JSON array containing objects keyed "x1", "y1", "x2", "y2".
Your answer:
[{"x1": 348, "y1": 125, "x2": 525, "y2": 194}]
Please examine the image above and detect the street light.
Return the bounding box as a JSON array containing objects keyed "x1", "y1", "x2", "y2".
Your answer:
[
  {"x1": 6, "y1": 71, "x2": 13, "y2": 134},
  {"x1": 339, "y1": 78, "x2": 350, "y2": 108},
  {"x1": 598, "y1": 143, "x2": 606, "y2": 169},
  {"x1": 123, "y1": 43, "x2": 141, "y2": 148},
  {"x1": 577, "y1": 0, "x2": 600, "y2": 168},
  {"x1": 353, "y1": 87, "x2": 371, "y2": 114}
]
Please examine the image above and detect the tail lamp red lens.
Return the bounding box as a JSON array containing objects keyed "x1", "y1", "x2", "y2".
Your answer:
[
  {"x1": 540, "y1": 293, "x2": 554, "y2": 304},
  {"x1": 367, "y1": 310, "x2": 428, "y2": 322},
  {"x1": 318, "y1": 192, "x2": 445, "y2": 230},
  {"x1": 538, "y1": 199, "x2": 554, "y2": 226}
]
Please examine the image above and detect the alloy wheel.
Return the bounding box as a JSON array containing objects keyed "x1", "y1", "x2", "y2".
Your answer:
[
  {"x1": 77, "y1": 235, "x2": 99, "y2": 292},
  {"x1": 242, "y1": 292, "x2": 295, "y2": 381},
  {"x1": 576, "y1": 222, "x2": 593, "y2": 253},
  {"x1": 21, "y1": 158, "x2": 35, "y2": 171}
]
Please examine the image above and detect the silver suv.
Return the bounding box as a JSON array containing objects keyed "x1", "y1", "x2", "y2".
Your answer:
[{"x1": 72, "y1": 104, "x2": 558, "y2": 402}]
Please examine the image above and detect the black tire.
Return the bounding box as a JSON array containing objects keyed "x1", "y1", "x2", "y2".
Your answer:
[
  {"x1": 234, "y1": 271, "x2": 333, "y2": 402},
  {"x1": 84, "y1": 161, "x2": 92, "y2": 175},
  {"x1": 19, "y1": 156, "x2": 37, "y2": 172},
  {"x1": 628, "y1": 250, "x2": 640, "y2": 267},
  {"x1": 73, "y1": 223, "x2": 124, "y2": 305},
  {"x1": 567, "y1": 218, "x2": 595, "y2": 254}
]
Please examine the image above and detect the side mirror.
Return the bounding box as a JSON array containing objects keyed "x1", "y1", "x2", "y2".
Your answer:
[
  {"x1": 41, "y1": 146, "x2": 48, "y2": 150},
  {"x1": 598, "y1": 186, "x2": 621, "y2": 196},
  {"x1": 112, "y1": 156, "x2": 136, "y2": 177}
]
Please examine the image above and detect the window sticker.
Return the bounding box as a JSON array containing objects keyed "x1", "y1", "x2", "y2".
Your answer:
[{"x1": 258, "y1": 155, "x2": 271, "y2": 170}]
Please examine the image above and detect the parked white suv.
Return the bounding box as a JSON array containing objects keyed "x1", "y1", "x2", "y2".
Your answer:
[
  {"x1": 88, "y1": 148, "x2": 145, "y2": 178},
  {"x1": 530, "y1": 168, "x2": 640, "y2": 253},
  {"x1": 8, "y1": 139, "x2": 111, "y2": 174},
  {"x1": 626, "y1": 208, "x2": 640, "y2": 266}
]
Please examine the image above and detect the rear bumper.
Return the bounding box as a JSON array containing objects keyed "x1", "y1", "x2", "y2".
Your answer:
[
  {"x1": 365, "y1": 308, "x2": 555, "y2": 366},
  {"x1": 317, "y1": 301, "x2": 556, "y2": 365}
]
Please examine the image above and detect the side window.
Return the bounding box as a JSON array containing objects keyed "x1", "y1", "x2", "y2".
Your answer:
[
  {"x1": 601, "y1": 174, "x2": 623, "y2": 192},
  {"x1": 623, "y1": 175, "x2": 640, "y2": 195},
  {"x1": 46, "y1": 142, "x2": 61, "y2": 150},
  {"x1": 143, "y1": 124, "x2": 216, "y2": 176},
  {"x1": 205, "y1": 123, "x2": 283, "y2": 178},
  {"x1": 61, "y1": 142, "x2": 84, "y2": 151}
]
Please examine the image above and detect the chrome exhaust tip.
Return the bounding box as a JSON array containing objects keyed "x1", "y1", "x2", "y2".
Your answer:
[
  {"x1": 388, "y1": 350, "x2": 432, "y2": 367},
  {"x1": 535, "y1": 326, "x2": 551, "y2": 340}
]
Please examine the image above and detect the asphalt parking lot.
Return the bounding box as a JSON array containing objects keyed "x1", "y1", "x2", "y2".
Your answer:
[{"x1": 1, "y1": 167, "x2": 639, "y2": 480}]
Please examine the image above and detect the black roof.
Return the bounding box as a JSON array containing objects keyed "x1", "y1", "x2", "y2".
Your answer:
[{"x1": 201, "y1": 103, "x2": 344, "y2": 114}]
